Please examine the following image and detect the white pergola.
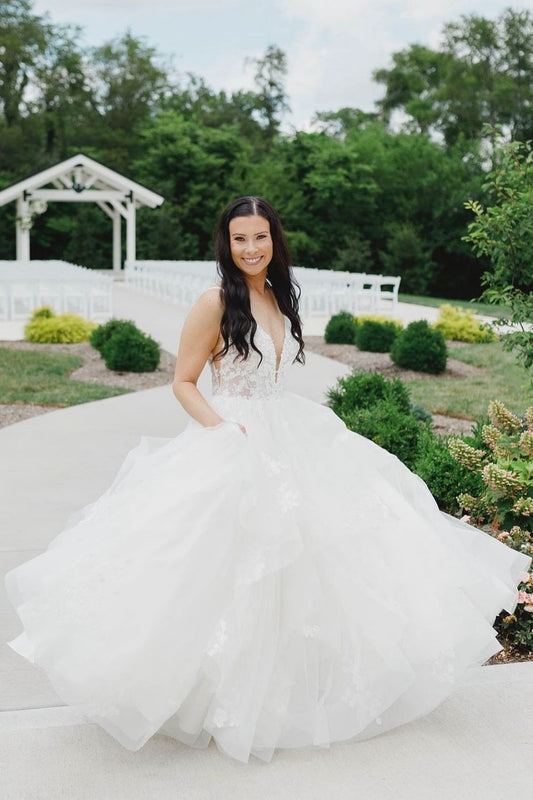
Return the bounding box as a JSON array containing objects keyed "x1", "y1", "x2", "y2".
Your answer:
[{"x1": 0, "y1": 154, "x2": 164, "y2": 271}]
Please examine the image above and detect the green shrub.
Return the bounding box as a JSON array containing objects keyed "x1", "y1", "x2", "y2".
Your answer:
[
  {"x1": 102, "y1": 326, "x2": 160, "y2": 372},
  {"x1": 355, "y1": 319, "x2": 400, "y2": 352},
  {"x1": 343, "y1": 400, "x2": 423, "y2": 468},
  {"x1": 90, "y1": 319, "x2": 140, "y2": 354},
  {"x1": 25, "y1": 311, "x2": 96, "y2": 343},
  {"x1": 391, "y1": 319, "x2": 447, "y2": 374},
  {"x1": 414, "y1": 427, "x2": 484, "y2": 514},
  {"x1": 434, "y1": 304, "x2": 497, "y2": 343},
  {"x1": 327, "y1": 370, "x2": 412, "y2": 417},
  {"x1": 328, "y1": 371, "x2": 423, "y2": 467},
  {"x1": 324, "y1": 311, "x2": 357, "y2": 344}
]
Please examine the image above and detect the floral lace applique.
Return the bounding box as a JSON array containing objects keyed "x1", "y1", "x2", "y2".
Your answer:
[{"x1": 209, "y1": 316, "x2": 299, "y2": 399}]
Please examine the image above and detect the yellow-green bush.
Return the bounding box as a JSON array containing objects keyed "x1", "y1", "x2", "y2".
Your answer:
[
  {"x1": 25, "y1": 307, "x2": 97, "y2": 343},
  {"x1": 433, "y1": 304, "x2": 497, "y2": 343},
  {"x1": 353, "y1": 314, "x2": 403, "y2": 330}
]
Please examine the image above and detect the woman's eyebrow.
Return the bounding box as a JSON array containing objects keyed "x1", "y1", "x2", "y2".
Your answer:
[{"x1": 231, "y1": 230, "x2": 269, "y2": 236}]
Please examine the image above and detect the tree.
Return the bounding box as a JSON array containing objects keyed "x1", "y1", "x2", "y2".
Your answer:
[
  {"x1": 87, "y1": 31, "x2": 170, "y2": 168},
  {"x1": 34, "y1": 24, "x2": 93, "y2": 160},
  {"x1": 464, "y1": 133, "x2": 533, "y2": 370},
  {"x1": 374, "y1": 9, "x2": 533, "y2": 148},
  {"x1": 133, "y1": 112, "x2": 254, "y2": 258},
  {"x1": 246, "y1": 45, "x2": 290, "y2": 144},
  {"x1": 380, "y1": 224, "x2": 435, "y2": 294},
  {"x1": 0, "y1": 0, "x2": 48, "y2": 127}
]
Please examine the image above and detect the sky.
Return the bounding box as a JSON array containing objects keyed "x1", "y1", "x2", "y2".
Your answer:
[{"x1": 32, "y1": 0, "x2": 533, "y2": 130}]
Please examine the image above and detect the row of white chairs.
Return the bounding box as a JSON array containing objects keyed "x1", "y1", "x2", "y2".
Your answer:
[
  {"x1": 125, "y1": 261, "x2": 401, "y2": 316},
  {"x1": 0, "y1": 261, "x2": 113, "y2": 321}
]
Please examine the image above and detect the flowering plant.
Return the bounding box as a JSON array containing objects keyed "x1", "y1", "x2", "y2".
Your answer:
[{"x1": 449, "y1": 400, "x2": 533, "y2": 652}]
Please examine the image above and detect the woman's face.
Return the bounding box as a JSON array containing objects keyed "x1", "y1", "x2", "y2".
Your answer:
[{"x1": 228, "y1": 214, "x2": 273, "y2": 278}]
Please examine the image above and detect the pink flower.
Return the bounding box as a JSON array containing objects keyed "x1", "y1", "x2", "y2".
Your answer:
[
  {"x1": 497, "y1": 531, "x2": 510, "y2": 541},
  {"x1": 460, "y1": 514, "x2": 471, "y2": 523},
  {"x1": 517, "y1": 591, "x2": 533, "y2": 604},
  {"x1": 522, "y1": 572, "x2": 532, "y2": 584}
]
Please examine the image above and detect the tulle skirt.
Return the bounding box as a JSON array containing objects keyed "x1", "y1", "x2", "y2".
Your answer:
[{"x1": 5, "y1": 390, "x2": 530, "y2": 763}]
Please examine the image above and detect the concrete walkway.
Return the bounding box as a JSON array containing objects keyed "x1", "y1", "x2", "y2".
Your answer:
[{"x1": 1, "y1": 285, "x2": 532, "y2": 799}]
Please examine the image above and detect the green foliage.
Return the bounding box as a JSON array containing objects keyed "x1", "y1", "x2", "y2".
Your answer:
[
  {"x1": 374, "y1": 8, "x2": 533, "y2": 147},
  {"x1": 324, "y1": 312, "x2": 357, "y2": 344},
  {"x1": 414, "y1": 427, "x2": 484, "y2": 513},
  {"x1": 449, "y1": 400, "x2": 533, "y2": 652},
  {"x1": 90, "y1": 318, "x2": 139, "y2": 354},
  {"x1": 25, "y1": 308, "x2": 96, "y2": 343},
  {"x1": 355, "y1": 319, "x2": 399, "y2": 352},
  {"x1": 391, "y1": 320, "x2": 447, "y2": 374},
  {"x1": 101, "y1": 326, "x2": 160, "y2": 373},
  {"x1": 0, "y1": 4, "x2": 522, "y2": 295},
  {"x1": 327, "y1": 371, "x2": 422, "y2": 467},
  {"x1": 91, "y1": 318, "x2": 160, "y2": 372},
  {"x1": 434, "y1": 304, "x2": 497, "y2": 343},
  {"x1": 464, "y1": 135, "x2": 533, "y2": 372},
  {"x1": 380, "y1": 223, "x2": 435, "y2": 295},
  {"x1": 343, "y1": 402, "x2": 423, "y2": 468},
  {"x1": 328, "y1": 370, "x2": 412, "y2": 417}
]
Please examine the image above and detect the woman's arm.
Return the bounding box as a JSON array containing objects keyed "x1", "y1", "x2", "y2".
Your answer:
[{"x1": 172, "y1": 288, "x2": 225, "y2": 428}]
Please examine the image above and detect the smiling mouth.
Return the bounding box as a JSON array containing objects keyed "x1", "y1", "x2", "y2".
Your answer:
[{"x1": 242, "y1": 257, "x2": 262, "y2": 265}]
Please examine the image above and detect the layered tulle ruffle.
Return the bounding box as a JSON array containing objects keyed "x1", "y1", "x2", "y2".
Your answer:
[{"x1": 5, "y1": 391, "x2": 531, "y2": 763}]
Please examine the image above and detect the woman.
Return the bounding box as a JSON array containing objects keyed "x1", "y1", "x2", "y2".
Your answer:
[{"x1": 5, "y1": 196, "x2": 531, "y2": 765}]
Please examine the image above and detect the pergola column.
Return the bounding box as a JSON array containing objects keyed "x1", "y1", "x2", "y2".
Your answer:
[
  {"x1": 125, "y1": 198, "x2": 136, "y2": 267},
  {"x1": 113, "y1": 209, "x2": 122, "y2": 272},
  {"x1": 16, "y1": 196, "x2": 31, "y2": 261}
]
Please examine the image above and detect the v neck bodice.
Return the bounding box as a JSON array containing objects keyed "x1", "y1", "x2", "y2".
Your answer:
[{"x1": 209, "y1": 316, "x2": 298, "y2": 399}]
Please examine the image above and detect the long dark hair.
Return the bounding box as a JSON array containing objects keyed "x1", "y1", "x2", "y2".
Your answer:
[{"x1": 214, "y1": 196, "x2": 304, "y2": 364}]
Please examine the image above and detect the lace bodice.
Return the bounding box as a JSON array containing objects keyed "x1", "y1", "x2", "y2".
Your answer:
[{"x1": 209, "y1": 316, "x2": 299, "y2": 399}]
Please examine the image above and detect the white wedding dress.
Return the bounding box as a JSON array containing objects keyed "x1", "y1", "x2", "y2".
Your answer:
[{"x1": 5, "y1": 315, "x2": 531, "y2": 763}]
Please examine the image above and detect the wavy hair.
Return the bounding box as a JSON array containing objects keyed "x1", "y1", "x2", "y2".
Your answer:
[{"x1": 214, "y1": 196, "x2": 304, "y2": 365}]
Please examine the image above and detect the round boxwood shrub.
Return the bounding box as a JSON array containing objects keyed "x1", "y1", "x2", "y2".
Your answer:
[
  {"x1": 327, "y1": 371, "x2": 424, "y2": 467},
  {"x1": 25, "y1": 309, "x2": 96, "y2": 343},
  {"x1": 324, "y1": 311, "x2": 357, "y2": 344},
  {"x1": 391, "y1": 320, "x2": 447, "y2": 374},
  {"x1": 90, "y1": 318, "x2": 139, "y2": 355},
  {"x1": 327, "y1": 370, "x2": 412, "y2": 417},
  {"x1": 355, "y1": 319, "x2": 400, "y2": 352},
  {"x1": 102, "y1": 326, "x2": 160, "y2": 372},
  {"x1": 343, "y1": 400, "x2": 423, "y2": 468}
]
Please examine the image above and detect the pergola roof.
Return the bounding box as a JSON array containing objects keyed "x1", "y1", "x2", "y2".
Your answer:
[{"x1": 0, "y1": 153, "x2": 164, "y2": 209}]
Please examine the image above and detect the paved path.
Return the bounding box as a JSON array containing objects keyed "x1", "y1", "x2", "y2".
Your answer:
[{"x1": 1, "y1": 285, "x2": 532, "y2": 799}]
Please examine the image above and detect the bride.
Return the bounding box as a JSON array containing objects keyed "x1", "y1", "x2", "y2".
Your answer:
[{"x1": 5, "y1": 196, "x2": 531, "y2": 764}]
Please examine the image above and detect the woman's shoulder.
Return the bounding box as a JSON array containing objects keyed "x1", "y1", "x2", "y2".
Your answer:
[
  {"x1": 197, "y1": 285, "x2": 224, "y2": 307},
  {"x1": 186, "y1": 286, "x2": 224, "y2": 325}
]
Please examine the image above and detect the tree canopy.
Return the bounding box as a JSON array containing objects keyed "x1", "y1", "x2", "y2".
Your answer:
[{"x1": 2, "y1": 2, "x2": 533, "y2": 299}]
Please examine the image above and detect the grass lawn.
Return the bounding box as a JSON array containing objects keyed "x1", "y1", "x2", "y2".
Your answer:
[
  {"x1": 0, "y1": 347, "x2": 131, "y2": 406},
  {"x1": 398, "y1": 293, "x2": 509, "y2": 318},
  {"x1": 405, "y1": 341, "x2": 531, "y2": 419}
]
